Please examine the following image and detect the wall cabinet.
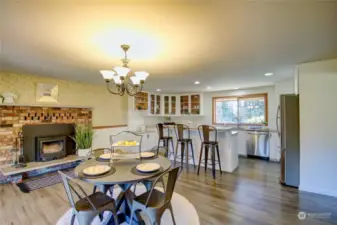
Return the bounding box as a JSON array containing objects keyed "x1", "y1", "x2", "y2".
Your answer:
[
  {"x1": 149, "y1": 94, "x2": 161, "y2": 115},
  {"x1": 134, "y1": 92, "x2": 148, "y2": 111},
  {"x1": 163, "y1": 95, "x2": 177, "y2": 115},
  {"x1": 133, "y1": 92, "x2": 202, "y2": 116},
  {"x1": 180, "y1": 93, "x2": 202, "y2": 115}
]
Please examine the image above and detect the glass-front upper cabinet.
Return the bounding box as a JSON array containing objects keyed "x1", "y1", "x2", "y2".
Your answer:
[
  {"x1": 134, "y1": 92, "x2": 148, "y2": 111},
  {"x1": 171, "y1": 96, "x2": 176, "y2": 114},
  {"x1": 163, "y1": 95, "x2": 177, "y2": 115},
  {"x1": 180, "y1": 95, "x2": 190, "y2": 115},
  {"x1": 149, "y1": 94, "x2": 161, "y2": 115},
  {"x1": 164, "y1": 96, "x2": 170, "y2": 115},
  {"x1": 179, "y1": 93, "x2": 202, "y2": 115},
  {"x1": 190, "y1": 94, "x2": 201, "y2": 115},
  {"x1": 156, "y1": 95, "x2": 161, "y2": 114}
]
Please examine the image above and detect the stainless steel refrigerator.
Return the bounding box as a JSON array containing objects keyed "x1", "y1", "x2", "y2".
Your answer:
[{"x1": 276, "y1": 94, "x2": 300, "y2": 188}]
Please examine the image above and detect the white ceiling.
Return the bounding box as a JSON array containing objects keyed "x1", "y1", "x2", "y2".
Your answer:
[{"x1": 1, "y1": 0, "x2": 337, "y2": 93}]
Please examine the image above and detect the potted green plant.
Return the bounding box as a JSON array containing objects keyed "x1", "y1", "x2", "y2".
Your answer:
[{"x1": 70, "y1": 124, "x2": 94, "y2": 157}]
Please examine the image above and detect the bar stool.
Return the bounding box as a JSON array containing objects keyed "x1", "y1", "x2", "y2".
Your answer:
[
  {"x1": 173, "y1": 124, "x2": 196, "y2": 172},
  {"x1": 197, "y1": 125, "x2": 222, "y2": 179},
  {"x1": 156, "y1": 123, "x2": 174, "y2": 158}
]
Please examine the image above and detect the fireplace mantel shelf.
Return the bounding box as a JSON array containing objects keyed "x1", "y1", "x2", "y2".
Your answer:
[
  {"x1": 0, "y1": 103, "x2": 92, "y2": 109},
  {"x1": 0, "y1": 155, "x2": 85, "y2": 176}
]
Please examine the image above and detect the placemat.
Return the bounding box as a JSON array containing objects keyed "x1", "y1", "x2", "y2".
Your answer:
[
  {"x1": 78, "y1": 167, "x2": 116, "y2": 179},
  {"x1": 131, "y1": 165, "x2": 163, "y2": 176}
]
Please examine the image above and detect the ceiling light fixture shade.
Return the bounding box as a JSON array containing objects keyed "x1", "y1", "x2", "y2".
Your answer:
[
  {"x1": 114, "y1": 66, "x2": 130, "y2": 77},
  {"x1": 100, "y1": 70, "x2": 116, "y2": 81},
  {"x1": 194, "y1": 81, "x2": 200, "y2": 85},
  {"x1": 111, "y1": 75, "x2": 122, "y2": 85},
  {"x1": 130, "y1": 76, "x2": 142, "y2": 85},
  {"x1": 134, "y1": 71, "x2": 149, "y2": 81},
  {"x1": 100, "y1": 44, "x2": 149, "y2": 96}
]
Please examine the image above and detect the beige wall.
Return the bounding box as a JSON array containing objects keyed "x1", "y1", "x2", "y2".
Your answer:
[{"x1": 0, "y1": 72, "x2": 128, "y2": 126}]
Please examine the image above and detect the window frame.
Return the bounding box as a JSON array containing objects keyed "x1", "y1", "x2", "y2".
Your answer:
[{"x1": 212, "y1": 93, "x2": 268, "y2": 126}]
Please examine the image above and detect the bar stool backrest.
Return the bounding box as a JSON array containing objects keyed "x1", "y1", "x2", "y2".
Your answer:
[
  {"x1": 198, "y1": 125, "x2": 218, "y2": 143},
  {"x1": 174, "y1": 124, "x2": 191, "y2": 140},
  {"x1": 156, "y1": 123, "x2": 165, "y2": 139}
]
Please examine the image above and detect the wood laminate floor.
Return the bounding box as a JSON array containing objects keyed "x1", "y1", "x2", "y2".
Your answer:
[{"x1": 0, "y1": 158, "x2": 336, "y2": 225}]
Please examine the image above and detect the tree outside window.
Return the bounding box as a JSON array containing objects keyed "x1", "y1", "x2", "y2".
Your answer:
[{"x1": 213, "y1": 94, "x2": 268, "y2": 125}]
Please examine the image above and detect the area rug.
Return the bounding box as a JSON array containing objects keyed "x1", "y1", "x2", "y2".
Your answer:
[
  {"x1": 17, "y1": 169, "x2": 75, "y2": 193},
  {"x1": 56, "y1": 185, "x2": 200, "y2": 225}
]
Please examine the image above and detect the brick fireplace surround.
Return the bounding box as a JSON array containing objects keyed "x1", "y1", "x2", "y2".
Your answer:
[{"x1": 0, "y1": 105, "x2": 92, "y2": 166}]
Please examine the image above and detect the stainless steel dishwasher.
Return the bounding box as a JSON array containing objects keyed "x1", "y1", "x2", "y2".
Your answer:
[{"x1": 246, "y1": 130, "x2": 271, "y2": 160}]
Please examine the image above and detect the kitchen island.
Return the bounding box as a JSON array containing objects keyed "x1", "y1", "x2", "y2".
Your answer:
[{"x1": 135, "y1": 126, "x2": 239, "y2": 173}]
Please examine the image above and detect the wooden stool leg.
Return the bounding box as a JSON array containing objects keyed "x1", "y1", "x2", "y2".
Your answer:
[
  {"x1": 211, "y1": 146, "x2": 216, "y2": 179},
  {"x1": 216, "y1": 144, "x2": 222, "y2": 174},
  {"x1": 197, "y1": 143, "x2": 204, "y2": 175},
  {"x1": 204, "y1": 146, "x2": 209, "y2": 172},
  {"x1": 190, "y1": 141, "x2": 196, "y2": 169}
]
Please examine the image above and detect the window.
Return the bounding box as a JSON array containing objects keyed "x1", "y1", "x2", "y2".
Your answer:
[{"x1": 213, "y1": 93, "x2": 268, "y2": 125}]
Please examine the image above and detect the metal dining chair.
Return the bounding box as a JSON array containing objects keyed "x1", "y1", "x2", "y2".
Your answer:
[
  {"x1": 58, "y1": 171, "x2": 119, "y2": 225},
  {"x1": 129, "y1": 166, "x2": 182, "y2": 225}
]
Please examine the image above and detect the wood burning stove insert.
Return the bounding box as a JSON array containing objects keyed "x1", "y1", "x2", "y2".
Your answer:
[{"x1": 36, "y1": 136, "x2": 67, "y2": 161}]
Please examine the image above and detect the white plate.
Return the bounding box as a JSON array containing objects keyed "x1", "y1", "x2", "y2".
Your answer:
[
  {"x1": 99, "y1": 153, "x2": 114, "y2": 160},
  {"x1": 83, "y1": 165, "x2": 111, "y2": 176},
  {"x1": 140, "y1": 152, "x2": 155, "y2": 158},
  {"x1": 136, "y1": 163, "x2": 160, "y2": 173}
]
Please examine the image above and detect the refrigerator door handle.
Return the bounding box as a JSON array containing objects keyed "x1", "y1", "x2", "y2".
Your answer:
[
  {"x1": 281, "y1": 97, "x2": 287, "y2": 150},
  {"x1": 276, "y1": 105, "x2": 280, "y2": 137}
]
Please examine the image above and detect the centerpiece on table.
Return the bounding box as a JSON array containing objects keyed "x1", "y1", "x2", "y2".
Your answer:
[{"x1": 70, "y1": 124, "x2": 94, "y2": 157}]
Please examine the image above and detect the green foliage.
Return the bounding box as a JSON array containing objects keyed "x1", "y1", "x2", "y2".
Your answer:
[{"x1": 70, "y1": 124, "x2": 94, "y2": 149}]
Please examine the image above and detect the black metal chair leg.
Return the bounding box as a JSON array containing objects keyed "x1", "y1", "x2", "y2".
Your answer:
[
  {"x1": 197, "y1": 143, "x2": 203, "y2": 175},
  {"x1": 170, "y1": 139, "x2": 175, "y2": 158},
  {"x1": 174, "y1": 141, "x2": 179, "y2": 166},
  {"x1": 204, "y1": 146, "x2": 209, "y2": 172},
  {"x1": 185, "y1": 141, "x2": 189, "y2": 173},
  {"x1": 190, "y1": 141, "x2": 196, "y2": 169},
  {"x1": 216, "y1": 144, "x2": 222, "y2": 174},
  {"x1": 211, "y1": 146, "x2": 216, "y2": 179},
  {"x1": 181, "y1": 142, "x2": 185, "y2": 168}
]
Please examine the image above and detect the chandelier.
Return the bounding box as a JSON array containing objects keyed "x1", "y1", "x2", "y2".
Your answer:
[{"x1": 100, "y1": 44, "x2": 149, "y2": 96}]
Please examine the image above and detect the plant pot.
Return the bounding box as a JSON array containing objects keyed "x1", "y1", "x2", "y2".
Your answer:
[{"x1": 77, "y1": 148, "x2": 91, "y2": 157}]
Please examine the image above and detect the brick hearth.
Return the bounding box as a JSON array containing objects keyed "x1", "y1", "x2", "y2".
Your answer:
[{"x1": 0, "y1": 105, "x2": 92, "y2": 166}]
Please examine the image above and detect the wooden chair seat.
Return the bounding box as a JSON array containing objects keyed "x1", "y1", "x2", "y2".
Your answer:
[
  {"x1": 75, "y1": 192, "x2": 115, "y2": 211},
  {"x1": 133, "y1": 189, "x2": 166, "y2": 208}
]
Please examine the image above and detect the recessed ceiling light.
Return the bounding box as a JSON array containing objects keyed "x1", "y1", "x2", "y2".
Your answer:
[
  {"x1": 194, "y1": 81, "x2": 200, "y2": 85},
  {"x1": 264, "y1": 72, "x2": 274, "y2": 76},
  {"x1": 156, "y1": 89, "x2": 161, "y2": 92},
  {"x1": 206, "y1": 86, "x2": 212, "y2": 90}
]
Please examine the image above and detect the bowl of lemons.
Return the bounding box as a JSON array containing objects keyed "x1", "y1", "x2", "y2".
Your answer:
[{"x1": 114, "y1": 140, "x2": 138, "y2": 147}]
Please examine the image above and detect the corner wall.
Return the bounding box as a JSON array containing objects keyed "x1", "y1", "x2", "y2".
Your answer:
[{"x1": 299, "y1": 58, "x2": 337, "y2": 197}]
